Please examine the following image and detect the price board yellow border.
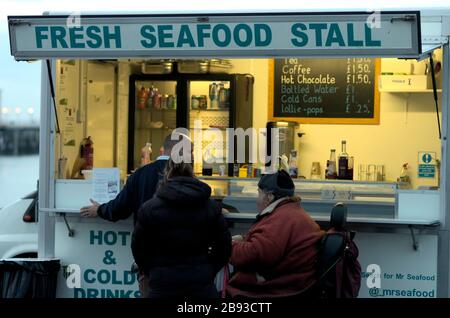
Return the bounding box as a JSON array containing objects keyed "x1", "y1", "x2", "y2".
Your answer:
[{"x1": 268, "y1": 58, "x2": 381, "y2": 125}]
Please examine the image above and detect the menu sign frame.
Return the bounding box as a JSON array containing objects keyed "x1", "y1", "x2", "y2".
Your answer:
[{"x1": 268, "y1": 58, "x2": 381, "y2": 124}]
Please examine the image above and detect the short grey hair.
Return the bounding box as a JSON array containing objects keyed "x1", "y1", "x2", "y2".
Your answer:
[{"x1": 162, "y1": 133, "x2": 191, "y2": 153}]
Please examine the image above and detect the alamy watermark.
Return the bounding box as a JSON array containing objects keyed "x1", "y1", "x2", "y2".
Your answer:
[
  {"x1": 169, "y1": 120, "x2": 283, "y2": 173},
  {"x1": 63, "y1": 264, "x2": 81, "y2": 289},
  {"x1": 366, "y1": 263, "x2": 382, "y2": 297},
  {"x1": 366, "y1": 9, "x2": 381, "y2": 29},
  {"x1": 66, "y1": 12, "x2": 81, "y2": 28}
]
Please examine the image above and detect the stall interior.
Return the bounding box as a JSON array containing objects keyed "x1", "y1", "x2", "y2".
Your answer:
[{"x1": 53, "y1": 53, "x2": 443, "y2": 211}]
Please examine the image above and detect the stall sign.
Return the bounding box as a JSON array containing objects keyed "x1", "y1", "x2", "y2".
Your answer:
[
  {"x1": 418, "y1": 151, "x2": 436, "y2": 178},
  {"x1": 55, "y1": 219, "x2": 139, "y2": 298},
  {"x1": 9, "y1": 12, "x2": 421, "y2": 60}
]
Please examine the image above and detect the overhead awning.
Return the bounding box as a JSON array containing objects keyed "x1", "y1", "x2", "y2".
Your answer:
[{"x1": 8, "y1": 11, "x2": 422, "y2": 60}]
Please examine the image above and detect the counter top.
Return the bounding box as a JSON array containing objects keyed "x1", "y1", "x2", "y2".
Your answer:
[
  {"x1": 50, "y1": 179, "x2": 440, "y2": 227},
  {"x1": 223, "y1": 212, "x2": 440, "y2": 227},
  {"x1": 40, "y1": 208, "x2": 440, "y2": 228}
]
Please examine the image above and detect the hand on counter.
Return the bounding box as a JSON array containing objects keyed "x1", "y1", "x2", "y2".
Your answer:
[
  {"x1": 80, "y1": 199, "x2": 100, "y2": 217},
  {"x1": 222, "y1": 208, "x2": 230, "y2": 215}
]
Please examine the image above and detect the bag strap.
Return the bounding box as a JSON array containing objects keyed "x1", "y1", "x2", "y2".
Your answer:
[
  {"x1": 221, "y1": 263, "x2": 230, "y2": 298},
  {"x1": 349, "y1": 230, "x2": 356, "y2": 241}
]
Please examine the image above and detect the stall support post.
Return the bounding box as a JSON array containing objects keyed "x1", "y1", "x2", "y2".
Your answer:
[
  {"x1": 438, "y1": 41, "x2": 450, "y2": 297},
  {"x1": 38, "y1": 60, "x2": 56, "y2": 258}
]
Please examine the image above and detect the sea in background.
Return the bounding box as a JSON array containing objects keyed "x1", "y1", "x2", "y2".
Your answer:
[{"x1": 0, "y1": 155, "x2": 39, "y2": 209}]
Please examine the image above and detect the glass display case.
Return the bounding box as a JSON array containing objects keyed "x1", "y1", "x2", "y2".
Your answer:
[
  {"x1": 128, "y1": 73, "x2": 254, "y2": 173},
  {"x1": 198, "y1": 176, "x2": 399, "y2": 219},
  {"x1": 188, "y1": 80, "x2": 231, "y2": 176},
  {"x1": 132, "y1": 80, "x2": 177, "y2": 169}
]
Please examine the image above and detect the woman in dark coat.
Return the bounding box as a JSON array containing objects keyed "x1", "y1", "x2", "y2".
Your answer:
[{"x1": 131, "y1": 158, "x2": 231, "y2": 298}]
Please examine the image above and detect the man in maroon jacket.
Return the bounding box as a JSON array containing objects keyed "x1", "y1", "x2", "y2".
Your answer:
[{"x1": 227, "y1": 170, "x2": 324, "y2": 298}]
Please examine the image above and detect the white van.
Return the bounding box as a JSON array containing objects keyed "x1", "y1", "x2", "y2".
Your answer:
[{"x1": 0, "y1": 191, "x2": 38, "y2": 259}]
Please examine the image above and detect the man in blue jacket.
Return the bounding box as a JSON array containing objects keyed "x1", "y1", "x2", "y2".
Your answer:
[{"x1": 80, "y1": 134, "x2": 180, "y2": 224}]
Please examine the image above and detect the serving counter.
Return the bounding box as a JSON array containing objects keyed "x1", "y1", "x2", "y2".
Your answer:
[{"x1": 46, "y1": 177, "x2": 441, "y2": 298}]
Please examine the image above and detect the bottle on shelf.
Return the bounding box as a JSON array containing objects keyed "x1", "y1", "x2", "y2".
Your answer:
[
  {"x1": 209, "y1": 83, "x2": 219, "y2": 109},
  {"x1": 398, "y1": 163, "x2": 410, "y2": 184},
  {"x1": 153, "y1": 88, "x2": 161, "y2": 109},
  {"x1": 137, "y1": 86, "x2": 148, "y2": 110},
  {"x1": 146, "y1": 85, "x2": 155, "y2": 108},
  {"x1": 202, "y1": 149, "x2": 213, "y2": 176},
  {"x1": 338, "y1": 140, "x2": 349, "y2": 179},
  {"x1": 233, "y1": 163, "x2": 240, "y2": 177},
  {"x1": 325, "y1": 149, "x2": 337, "y2": 179},
  {"x1": 140, "y1": 142, "x2": 152, "y2": 167},
  {"x1": 347, "y1": 156, "x2": 354, "y2": 180},
  {"x1": 288, "y1": 150, "x2": 298, "y2": 178}
]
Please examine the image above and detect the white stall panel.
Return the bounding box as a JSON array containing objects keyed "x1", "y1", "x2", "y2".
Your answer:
[{"x1": 357, "y1": 232, "x2": 437, "y2": 298}]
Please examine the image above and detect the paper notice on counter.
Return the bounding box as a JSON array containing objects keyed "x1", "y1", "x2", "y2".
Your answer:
[{"x1": 92, "y1": 168, "x2": 120, "y2": 204}]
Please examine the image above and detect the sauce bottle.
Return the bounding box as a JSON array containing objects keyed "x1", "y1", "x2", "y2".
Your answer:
[
  {"x1": 137, "y1": 86, "x2": 148, "y2": 110},
  {"x1": 338, "y1": 140, "x2": 349, "y2": 179},
  {"x1": 326, "y1": 149, "x2": 337, "y2": 179}
]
